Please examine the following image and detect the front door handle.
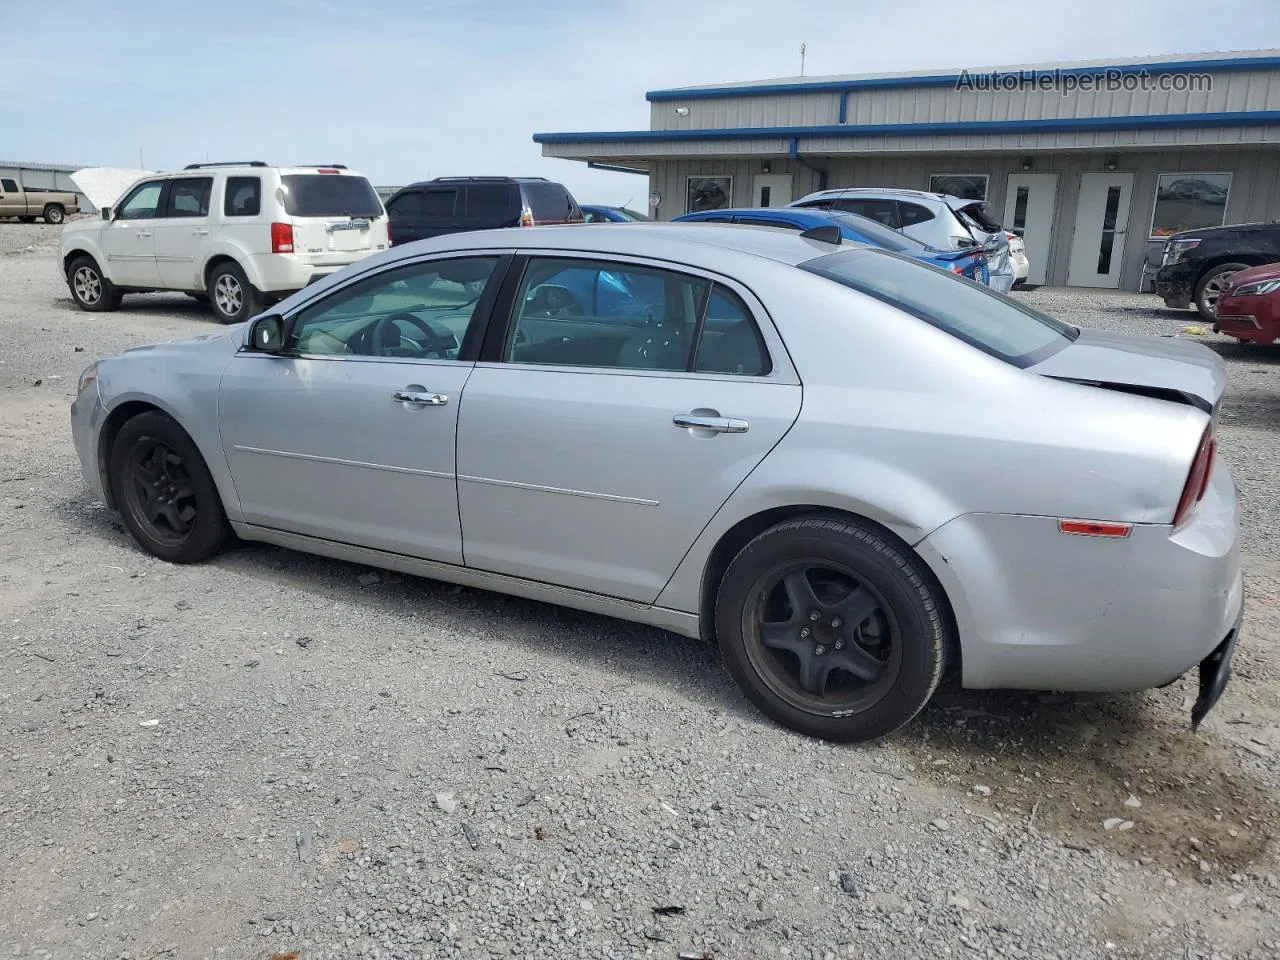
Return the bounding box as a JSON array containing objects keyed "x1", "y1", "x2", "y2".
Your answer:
[
  {"x1": 673, "y1": 413, "x2": 749, "y2": 434},
  {"x1": 192, "y1": 229, "x2": 210, "y2": 236},
  {"x1": 136, "y1": 231, "x2": 152, "y2": 239},
  {"x1": 393, "y1": 389, "x2": 448, "y2": 406}
]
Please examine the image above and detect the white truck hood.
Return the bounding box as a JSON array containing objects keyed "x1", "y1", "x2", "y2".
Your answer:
[{"x1": 70, "y1": 167, "x2": 154, "y2": 211}]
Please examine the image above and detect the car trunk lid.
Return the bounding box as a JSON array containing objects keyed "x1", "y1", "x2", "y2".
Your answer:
[
  {"x1": 1029, "y1": 328, "x2": 1227, "y2": 414},
  {"x1": 280, "y1": 172, "x2": 389, "y2": 265}
]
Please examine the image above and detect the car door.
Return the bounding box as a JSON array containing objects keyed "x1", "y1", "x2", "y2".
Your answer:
[
  {"x1": 0, "y1": 178, "x2": 21, "y2": 217},
  {"x1": 152, "y1": 176, "x2": 214, "y2": 289},
  {"x1": 217, "y1": 252, "x2": 511, "y2": 563},
  {"x1": 455, "y1": 253, "x2": 803, "y2": 603},
  {"x1": 420, "y1": 186, "x2": 461, "y2": 238},
  {"x1": 386, "y1": 189, "x2": 423, "y2": 245},
  {"x1": 103, "y1": 180, "x2": 163, "y2": 286}
]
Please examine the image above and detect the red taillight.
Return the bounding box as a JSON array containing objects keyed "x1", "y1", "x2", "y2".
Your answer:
[
  {"x1": 1057, "y1": 519, "x2": 1132, "y2": 538},
  {"x1": 1173, "y1": 427, "x2": 1216, "y2": 527},
  {"x1": 386, "y1": 222, "x2": 394, "y2": 246},
  {"x1": 317, "y1": 168, "x2": 341, "y2": 174},
  {"x1": 519, "y1": 208, "x2": 534, "y2": 227},
  {"x1": 952, "y1": 264, "x2": 965, "y2": 274},
  {"x1": 271, "y1": 222, "x2": 294, "y2": 254}
]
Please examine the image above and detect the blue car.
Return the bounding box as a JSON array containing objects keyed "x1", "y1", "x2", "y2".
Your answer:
[
  {"x1": 581, "y1": 205, "x2": 652, "y2": 223},
  {"x1": 674, "y1": 207, "x2": 990, "y2": 285}
]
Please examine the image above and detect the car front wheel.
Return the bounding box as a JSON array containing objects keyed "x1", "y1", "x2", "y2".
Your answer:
[
  {"x1": 1195, "y1": 262, "x2": 1249, "y2": 320},
  {"x1": 67, "y1": 255, "x2": 122, "y2": 312},
  {"x1": 207, "y1": 261, "x2": 262, "y2": 324},
  {"x1": 716, "y1": 515, "x2": 950, "y2": 742},
  {"x1": 109, "y1": 411, "x2": 229, "y2": 563}
]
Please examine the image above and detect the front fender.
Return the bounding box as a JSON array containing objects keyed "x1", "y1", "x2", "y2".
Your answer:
[{"x1": 60, "y1": 234, "x2": 109, "y2": 283}]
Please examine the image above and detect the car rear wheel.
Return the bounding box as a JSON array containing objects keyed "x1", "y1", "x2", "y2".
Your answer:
[
  {"x1": 1195, "y1": 262, "x2": 1249, "y2": 320},
  {"x1": 207, "y1": 261, "x2": 262, "y2": 324},
  {"x1": 43, "y1": 204, "x2": 65, "y2": 225},
  {"x1": 109, "y1": 411, "x2": 229, "y2": 564},
  {"x1": 715, "y1": 516, "x2": 950, "y2": 742},
  {"x1": 67, "y1": 255, "x2": 122, "y2": 312}
]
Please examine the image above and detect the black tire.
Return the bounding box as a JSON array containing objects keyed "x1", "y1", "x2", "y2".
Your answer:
[
  {"x1": 1195, "y1": 262, "x2": 1249, "y2": 320},
  {"x1": 43, "y1": 204, "x2": 65, "y2": 225},
  {"x1": 187, "y1": 292, "x2": 210, "y2": 303},
  {"x1": 207, "y1": 261, "x2": 262, "y2": 324},
  {"x1": 18, "y1": 215, "x2": 36, "y2": 223},
  {"x1": 715, "y1": 515, "x2": 950, "y2": 743},
  {"x1": 66, "y1": 255, "x2": 122, "y2": 312},
  {"x1": 109, "y1": 411, "x2": 229, "y2": 564}
]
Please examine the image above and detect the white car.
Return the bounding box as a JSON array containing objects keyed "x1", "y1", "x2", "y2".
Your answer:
[
  {"x1": 1007, "y1": 231, "x2": 1029, "y2": 285},
  {"x1": 60, "y1": 163, "x2": 390, "y2": 323}
]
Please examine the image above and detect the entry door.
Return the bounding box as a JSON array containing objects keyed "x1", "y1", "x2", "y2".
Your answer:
[
  {"x1": 1067, "y1": 172, "x2": 1134, "y2": 288},
  {"x1": 1003, "y1": 173, "x2": 1058, "y2": 286},
  {"x1": 752, "y1": 174, "x2": 793, "y2": 208},
  {"x1": 217, "y1": 254, "x2": 508, "y2": 564},
  {"x1": 455, "y1": 254, "x2": 802, "y2": 603}
]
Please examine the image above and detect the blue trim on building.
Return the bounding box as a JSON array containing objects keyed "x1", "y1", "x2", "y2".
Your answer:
[
  {"x1": 837, "y1": 91, "x2": 848, "y2": 124},
  {"x1": 533, "y1": 110, "x2": 1280, "y2": 145},
  {"x1": 644, "y1": 56, "x2": 1280, "y2": 101}
]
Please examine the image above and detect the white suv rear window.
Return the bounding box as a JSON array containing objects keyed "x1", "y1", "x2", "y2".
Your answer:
[{"x1": 280, "y1": 175, "x2": 382, "y2": 218}]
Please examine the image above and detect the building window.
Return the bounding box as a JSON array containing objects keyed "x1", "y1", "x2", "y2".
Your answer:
[
  {"x1": 929, "y1": 174, "x2": 988, "y2": 201},
  {"x1": 1149, "y1": 172, "x2": 1231, "y2": 239},
  {"x1": 687, "y1": 177, "x2": 732, "y2": 213}
]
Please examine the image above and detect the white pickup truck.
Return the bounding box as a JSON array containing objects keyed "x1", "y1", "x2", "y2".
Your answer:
[{"x1": 0, "y1": 177, "x2": 79, "y2": 224}]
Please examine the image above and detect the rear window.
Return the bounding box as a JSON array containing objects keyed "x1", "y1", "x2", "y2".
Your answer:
[
  {"x1": 279, "y1": 174, "x2": 383, "y2": 218},
  {"x1": 522, "y1": 181, "x2": 580, "y2": 222},
  {"x1": 800, "y1": 248, "x2": 1077, "y2": 367},
  {"x1": 957, "y1": 202, "x2": 1002, "y2": 233},
  {"x1": 830, "y1": 213, "x2": 924, "y2": 253}
]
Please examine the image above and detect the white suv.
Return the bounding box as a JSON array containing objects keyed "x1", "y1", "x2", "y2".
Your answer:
[{"x1": 60, "y1": 162, "x2": 390, "y2": 323}]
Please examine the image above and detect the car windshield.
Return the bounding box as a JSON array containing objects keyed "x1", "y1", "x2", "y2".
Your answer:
[
  {"x1": 800, "y1": 248, "x2": 1077, "y2": 367},
  {"x1": 828, "y1": 213, "x2": 926, "y2": 253},
  {"x1": 280, "y1": 174, "x2": 383, "y2": 218}
]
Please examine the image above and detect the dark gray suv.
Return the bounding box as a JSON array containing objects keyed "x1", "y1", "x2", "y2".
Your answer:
[{"x1": 385, "y1": 176, "x2": 583, "y2": 246}]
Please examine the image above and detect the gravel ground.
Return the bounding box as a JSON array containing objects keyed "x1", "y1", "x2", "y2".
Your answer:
[{"x1": 2, "y1": 222, "x2": 1279, "y2": 960}]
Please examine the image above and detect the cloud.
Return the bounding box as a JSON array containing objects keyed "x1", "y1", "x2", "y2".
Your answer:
[{"x1": 3, "y1": 0, "x2": 1278, "y2": 204}]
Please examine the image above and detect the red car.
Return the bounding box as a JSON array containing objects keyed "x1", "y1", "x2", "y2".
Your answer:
[{"x1": 1214, "y1": 262, "x2": 1280, "y2": 344}]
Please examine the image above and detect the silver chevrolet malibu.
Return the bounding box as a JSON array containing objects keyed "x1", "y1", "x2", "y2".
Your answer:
[{"x1": 70, "y1": 223, "x2": 1244, "y2": 742}]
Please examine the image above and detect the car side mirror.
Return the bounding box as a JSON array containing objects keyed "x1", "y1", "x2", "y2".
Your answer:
[
  {"x1": 249, "y1": 314, "x2": 285, "y2": 353},
  {"x1": 101, "y1": 206, "x2": 112, "y2": 221}
]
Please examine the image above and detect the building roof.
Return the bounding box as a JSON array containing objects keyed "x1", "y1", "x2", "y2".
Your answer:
[
  {"x1": 0, "y1": 160, "x2": 86, "y2": 172},
  {"x1": 644, "y1": 49, "x2": 1280, "y2": 100}
]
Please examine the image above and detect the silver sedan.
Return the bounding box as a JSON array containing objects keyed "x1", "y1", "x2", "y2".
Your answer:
[{"x1": 70, "y1": 223, "x2": 1244, "y2": 742}]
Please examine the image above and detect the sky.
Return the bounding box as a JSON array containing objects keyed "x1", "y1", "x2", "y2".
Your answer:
[{"x1": 5, "y1": 0, "x2": 1280, "y2": 208}]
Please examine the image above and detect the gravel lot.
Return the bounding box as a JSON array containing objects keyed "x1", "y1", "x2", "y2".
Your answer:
[{"x1": 2, "y1": 222, "x2": 1279, "y2": 960}]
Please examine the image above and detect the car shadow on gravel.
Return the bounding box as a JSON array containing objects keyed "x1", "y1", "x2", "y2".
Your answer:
[
  {"x1": 63, "y1": 498, "x2": 1277, "y2": 881},
  {"x1": 903, "y1": 678, "x2": 1277, "y2": 879},
  {"x1": 54, "y1": 291, "x2": 223, "y2": 323}
]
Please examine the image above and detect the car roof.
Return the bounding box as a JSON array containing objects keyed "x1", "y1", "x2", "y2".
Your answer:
[
  {"x1": 798, "y1": 187, "x2": 957, "y2": 204},
  {"x1": 682, "y1": 207, "x2": 828, "y2": 222},
  {"x1": 375, "y1": 221, "x2": 865, "y2": 268}
]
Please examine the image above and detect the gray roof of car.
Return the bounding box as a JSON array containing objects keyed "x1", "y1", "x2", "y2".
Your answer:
[
  {"x1": 799, "y1": 187, "x2": 958, "y2": 204},
  {"x1": 380, "y1": 221, "x2": 861, "y2": 269}
]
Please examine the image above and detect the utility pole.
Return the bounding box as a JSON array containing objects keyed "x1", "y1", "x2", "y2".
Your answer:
[{"x1": 799, "y1": 43, "x2": 806, "y2": 77}]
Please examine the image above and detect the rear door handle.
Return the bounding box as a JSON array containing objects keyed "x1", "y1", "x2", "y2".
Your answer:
[
  {"x1": 393, "y1": 390, "x2": 448, "y2": 406},
  {"x1": 673, "y1": 414, "x2": 749, "y2": 434},
  {"x1": 136, "y1": 231, "x2": 152, "y2": 239},
  {"x1": 192, "y1": 229, "x2": 210, "y2": 236}
]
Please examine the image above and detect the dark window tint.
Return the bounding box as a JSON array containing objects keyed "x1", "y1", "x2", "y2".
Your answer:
[
  {"x1": 117, "y1": 182, "x2": 163, "y2": 220},
  {"x1": 465, "y1": 182, "x2": 516, "y2": 220},
  {"x1": 1, "y1": 178, "x2": 18, "y2": 192},
  {"x1": 224, "y1": 177, "x2": 261, "y2": 217},
  {"x1": 164, "y1": 177, "x2": 212, "y2": 217},
  {"x1": 1012, "y1": 188, "x2": 1029, "y2": 231},
  {"x1": 616, "y1": 207, "x2": 651, "y2": 222},
  {"x1": 835, "y1": 199, "x2": 899, "y2": 227},
  {"x1": 898, "y1": 202, "x2": 935, "y2": 227},
  {"x1": 800, "y1": 248, "x2": 1077, "y2": 367},
  {"x1": 279, "y1": 174, "x2": 382, "y2": 218},
  {"x1": 422, "y1": 188, "x2": 458, "y2": 219},
  {"x1": 957, "y1": 202, "x2": 1002, "y2": 233},
  {"x1": 387, "y1": 190, "x2": 422, "y2": 217},
  {"x1": 695, "y1": 287, "x2": 770, "y2": 376},
  {"x1": 522, "y1": 182, "x2": 579, "y2": 222}
]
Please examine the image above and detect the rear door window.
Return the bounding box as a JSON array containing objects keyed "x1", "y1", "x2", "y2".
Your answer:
[
  {"x1": 421, "y1": 188, "x2": 458, "y2": 219},
  {"x1": 898, "y1": 202, "x2": 936, "y2": 227},
  {"x1": 163, "y1": 177, "x2": 212, "y2": 217},
  {"x1": 1, "y1": 178, "x2": 18, "y2": 192},
  {"x1": 834, "y1": 199, "x2": 900, "y2": 227},
  {"x1": 464, "y1": 183, "x2": 515, "y2": 222},
  {"x1": 522, "y1": 182, "x2": 579, "y2": 222},
  {"x1": 224, "y1": 177, "x2": 261, "y2": 217},
  {"x1": 279, "y1": 174, "x2": 383, "y2": 218}
]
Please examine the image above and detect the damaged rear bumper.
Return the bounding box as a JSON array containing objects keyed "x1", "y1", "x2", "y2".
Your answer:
[{"x1": 1190, "y1": 601, "x2": 1245, "y2": 732}]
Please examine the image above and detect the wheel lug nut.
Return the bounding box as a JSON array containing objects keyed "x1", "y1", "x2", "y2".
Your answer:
[
  {"x1": 808, "y1": 611, "x2": 821, "y2": 621},
  {"x1": 814, "y1": 645, "x2": 826, "y2": 656},
  {"x1": 834, "y1": 640, "x2": 845, "y2": 650},
  {"x1": 831, "y1": 617, "x2": 842, "y2": 628},
  {"x1": 799, "y1": 627, "x2": 810, "y2": 638}
]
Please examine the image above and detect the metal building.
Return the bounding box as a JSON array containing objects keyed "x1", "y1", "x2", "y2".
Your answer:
[
  {"x1": 535, "y1": 50, "x2": 1280, "y2": 291},
  {"x1": 0, "y1": 161, "x2": 93, "y2": 211}
]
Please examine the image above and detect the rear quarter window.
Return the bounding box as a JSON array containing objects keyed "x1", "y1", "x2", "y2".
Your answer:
[
  {"x1": 279, "y1": 174, "x2": 383, "y2": 218},
  {"x1": 225, "y1": 177, "x2": 261, "y2": 217},
  {"x1": 522, "y1": 182, "x2": 579, "y2": 222},
  {"x1": 465, "y1": 183, "x2": 517, "y2": 220}
]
